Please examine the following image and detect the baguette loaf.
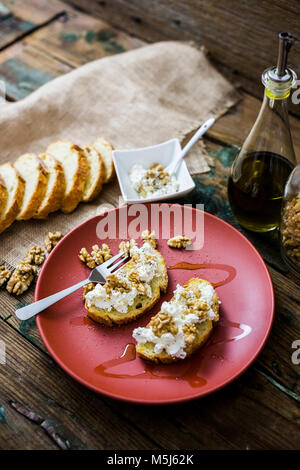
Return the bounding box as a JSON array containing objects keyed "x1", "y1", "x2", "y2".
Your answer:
[
  {"x1": 34, "y1": 153, "x2": 66, "y2": 219},
  {"x1": 15, "y1": 154, "x2": 48, "y2": 221},
  {"x1": 133, "y1": 278, "x2": 219, "y2": 364},
  {"x1": 0, "y1": 163, "x2": 25, "y2": 233},
  {"x1": 47, "y1": 141, "x2": 88, "y2": 213}
]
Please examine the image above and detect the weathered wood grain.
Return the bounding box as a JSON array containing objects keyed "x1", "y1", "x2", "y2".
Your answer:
[
  {"x1": 0, "y1": 7, "x2": 144, "y2": 99},
  {"x1": 1, "y1": 317, "x2": 299, "y2": 450},
  {"x1": 0, "y1": 319, "x2": 159, "y2": 450},
  {"x1": 0, "y1": 44, "x2": 72, "y2": 99},
  {"x1": 25, "y1": 8, "x2": 144, "y2": 68},
  {"x1": 106, "y1": 365, "x2": 300, "y2": 450},
  {"x1": 0, "y1": 0, "x2": 66, "y2": 50},
  {"x1": 65, "y1": 0, "x2": 300, "y2": 117},
  {"x1": 0, "y1": 0, "x2": 299, "y2": 451}
]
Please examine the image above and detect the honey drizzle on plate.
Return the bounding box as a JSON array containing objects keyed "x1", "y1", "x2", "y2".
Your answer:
[{"x1": 90, "y1": 261, "x2": 250, "y2": 388}]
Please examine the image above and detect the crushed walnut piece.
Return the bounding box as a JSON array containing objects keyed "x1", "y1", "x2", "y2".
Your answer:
[
  {"x1": 83, "y1": 282, "x2": 95, "y2": 299},
  {"x1": 44, "y1": 231, "x2": 63, "y2": 253},
  {"x1": 24, "y1": 246, "x2": 45, "y2": 265},
  {"x1": 6, "y1": 262, "x2": 37, "y2": 295},
  {"x1": 79, "y1": 244, "x2": 112, "y2": 269},
  {"x1": 182, "y1": 323, "x2": 197, "y2": 345},
  {"x1": 142, "y1": 229, "x2": 157, "y2": 249},
  {"x1": 0, "y1": 265, "x2": 11, "y2": 287},
  {"x1": 128, "y1": 270, "x2": 146, "y2": 293},
  {"x1": 91, "y1": 244, "x2": 112, "y2": 265},
  {"x1": 281, "y1": 193, "x2": 300, "y2": 268},
  {"x1": 167, "y1": 235, "x2": 192, "y2": 249},
  {"x1": 149, "y1": 312, "x2": 178, "y2": 337},
  {"x1": 119, "y1": 239, "x2": 137, "y2": 257},
  {"x1": 78, "y1": 248, "x2": 96, "y2": 269},
  {"x1": 106, "y1": 273, "x2": 131, "y2": 294}
]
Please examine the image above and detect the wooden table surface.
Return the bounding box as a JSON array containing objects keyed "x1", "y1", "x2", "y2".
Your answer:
[{"x1": 0, "y1": 0, "x2": 299, "y2": 451}]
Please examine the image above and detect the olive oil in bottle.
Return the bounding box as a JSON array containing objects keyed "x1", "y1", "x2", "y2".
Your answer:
[
  {"x1": 228, "y1": 151, "x2": 294, "y2": 232},
  {"x1": 228, "y1": 32, "x2": 297, "y2": 232}
]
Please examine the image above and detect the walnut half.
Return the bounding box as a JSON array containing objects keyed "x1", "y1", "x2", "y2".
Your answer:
[
  {"x1": 6, "y1": 262, "x2": 37, "y2": 295},
  {"x1": 0, "y1": 265, "x2": 11, "y2": 287},
  {"x1": 44, "y1": 231, "x2": 63, "y2": 253},
  {"x1": 24, "y1": 245, "x2": 45, "y2": 265},
  {"x1": 167, "y1": 235, "x2": 192, "y2": 249}
]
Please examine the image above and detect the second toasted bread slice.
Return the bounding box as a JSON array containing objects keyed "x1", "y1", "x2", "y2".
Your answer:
[
  {"x1": 15, "y1": 153, "x2": 48, "y2": 221},
  {"x1": 0, "y1": 163, "x2": 25, "y2": 233},
  {"x1": 133, "y1": 278, "x2": 219, "y2": 363},
  {"x1": 82, "y1": 146, "x2": 105, "y2": 202},
  {"x1": 47, "y1": 141, "x2": 88, "y2": 213},
  {"x1": 34, "y1": 153, "x2": 66, "y2": 219},
  {"x1": 91, "y1": 137, "x2": 115, "y2": 184},
  {"x1": 84, "y1": 242, "x2": 168, "y2": 326}
]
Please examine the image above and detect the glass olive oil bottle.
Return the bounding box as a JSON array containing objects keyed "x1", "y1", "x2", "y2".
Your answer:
[{"x1": 228, "y1": 33, "x2": 297, "y2": 232}]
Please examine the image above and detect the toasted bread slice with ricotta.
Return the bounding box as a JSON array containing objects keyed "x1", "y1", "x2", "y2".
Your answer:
[
  {"x1": 133, "y1": 278, "x2": 219, "y2": 364},
  {"x1": 15, "y1": 153, "x2": 48, "y2": 221},
  {"x1": 0, "y1": 176, "x2": 8, "y2": 219},
  {"x1": 34, "y1": 153, "x2": 66, "y2": 219},
  {"x1": 47, "y1": 141, "x2": 88, "y2": 213},
  {"x1": 91, "y1": 137, "x2": 115, "y2": 184},
  {"x1": 82, "y1": 146, "x2": 105, "y2": 202},
  {"x1": 85, "y1": 243, "x2": 168, "y2": 326},
  {"x1": 0, "y1": 163, "x2": 25, "y2": 233}
]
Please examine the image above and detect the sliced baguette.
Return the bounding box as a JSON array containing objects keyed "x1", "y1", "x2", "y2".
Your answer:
[
  {"x1": 91, "y1": 137, "x2": 115, "y2": 184},
  {"x1": 134, "y1": 278, "x2": 219, "y2": 364},
  {"x1": 0, "y1": 162, "x2": 25, "y2": 233},
  {"x1": 85, "y1": 249, "x2": 168, "y2": 326},
  {"x1": 47, "y1": 141, "x2": 88, "y2": 213},
  {"x1": 82, "y1": 146, "x2": 105, "y2": 202},
  {"x1": 14, "y1": 154, "x2": 48, "y2": 221},
  {"x1": 34, "y1": 153, "x2": 66, "y2": 219},
  {"x1": 0, "y1": 176, "x2": 8, "y2": 219}
]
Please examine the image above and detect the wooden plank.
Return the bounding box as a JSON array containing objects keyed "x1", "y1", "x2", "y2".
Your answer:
[
  {"x1": 24, "y1": 8, "x2": 144, "y2": 68},
  {"x1": 0, "y1": 7, "x2": 144, "y2": 99},
  {"x1": 0, "y1": 319, "x2": 159, "y2": 450},
  {"x1": 65, "y1": 0, "x2": 300, "y2": 117},
  {"x1": 1, "y1": 310, "x2": 300, "y2": 450},
  {"x1": 107, "y1": 365, "x2": 300, "y2": 450},
  {"x1": 0, "y1": 44, "x2": 72, "y2": 99},
  {"x1": 0, "y1": 0, "x2": 66, "y2": 50}
]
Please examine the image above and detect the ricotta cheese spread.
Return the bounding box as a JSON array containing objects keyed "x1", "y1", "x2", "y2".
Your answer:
[
  {"x1": 129, "y1": 162, "x2": 179, "y2": 199},
  {"x1": 85, "y1": 242, "x2": 160, "y2": 314},
  {"x1": 133, "y1": 281, "x2": 217, "y2": 359}
]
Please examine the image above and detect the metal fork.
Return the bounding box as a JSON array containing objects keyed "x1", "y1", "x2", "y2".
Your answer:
[{"x1": 15, "y1": 252, "x2": 129, "y2": 321}]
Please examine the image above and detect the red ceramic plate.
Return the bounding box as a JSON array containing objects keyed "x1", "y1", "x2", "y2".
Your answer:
[{"x1": 36, "y1": 204, "x2": 274, "y2": 404}]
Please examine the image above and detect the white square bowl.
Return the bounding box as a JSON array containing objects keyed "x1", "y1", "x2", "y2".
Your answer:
[{"x1": 112, "y1": 138, "x2": 195, "y2": 203}]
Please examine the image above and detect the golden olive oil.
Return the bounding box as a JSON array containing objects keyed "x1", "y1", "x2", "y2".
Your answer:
[{"x1": 228, "y1": 151, "x2": 294, "y2": 232}]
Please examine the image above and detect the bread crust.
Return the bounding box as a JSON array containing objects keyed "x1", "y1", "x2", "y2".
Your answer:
[
  {"x1": 47, "y1": 141, "x2": 88, "y2": 214},
  {"x1": 85, "y1": 250, "x2": 168, "y2": 326},
  {"x1": 34, "y1": 153, "x2": 66, "y2": 219},
  {"x1": 91, "y1": 137, "x2": 115, "y2": 184},
  {"x1": 135, "y1": 278, "x2": 219, "y2": 364},
  {"x1": 0, "y1": 176, "x2": 8, "y2": 219},
  {"x1": 0, "y1": 163, "x2": 25, "y2": 233},
  {"x1": 82, "y1": 147, "x2": 105, "y2": 202},
  {"x1": 16, "y1": 154, "x2": 49, "y2": 220}
]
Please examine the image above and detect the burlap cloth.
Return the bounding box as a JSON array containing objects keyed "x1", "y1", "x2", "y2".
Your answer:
[{"x1": 0, "y1": 41, "x2": 239, "y2": 273}]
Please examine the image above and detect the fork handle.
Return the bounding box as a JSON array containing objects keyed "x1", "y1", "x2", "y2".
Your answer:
[{"x1": 15, "y1": 278, "x2": 90, "y2": 321}]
